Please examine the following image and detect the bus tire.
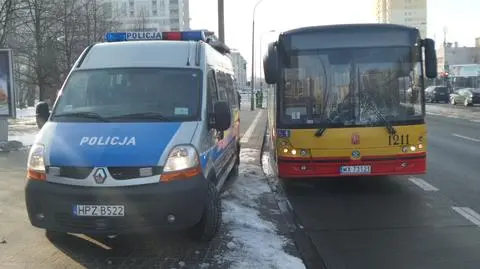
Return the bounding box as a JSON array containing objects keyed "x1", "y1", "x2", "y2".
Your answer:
[{"x1": 188, "y1": 181, "x2": 222, "y2": 242}]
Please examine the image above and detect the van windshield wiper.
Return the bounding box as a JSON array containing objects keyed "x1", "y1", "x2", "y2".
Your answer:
[
  {"x1": 360, "y1": 91, "x2": 396, "y2": 135},
  {"x1": 53, "y1": 111, "x2": 110, "y2": 122},
  {"x1": 109, "y1": 112, "x2": 172, "y2": 121}
]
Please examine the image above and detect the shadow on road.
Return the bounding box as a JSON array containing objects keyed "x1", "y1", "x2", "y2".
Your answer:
[
  {"x1": 47, "y1": 231, "x2": 216, "y2": 269},
  {"x1": 281, "y1": 176, "x2": 403, "y2": 197}
]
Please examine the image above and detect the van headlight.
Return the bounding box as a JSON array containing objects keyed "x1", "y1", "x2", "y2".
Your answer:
[
  {"x1": 27, "y1": 144, "x2": 46, "y2": 181},
  {"x1": 161, "y1": 145, "x2": 201, "y2": 181},
  {"x1": 27, "y1": 144, "x2": 46, "y2": 172}
]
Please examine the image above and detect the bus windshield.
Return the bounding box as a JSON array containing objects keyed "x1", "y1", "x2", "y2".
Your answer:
[{"x1": 280, "y1": 46, "x2": 423, "y2": 127}]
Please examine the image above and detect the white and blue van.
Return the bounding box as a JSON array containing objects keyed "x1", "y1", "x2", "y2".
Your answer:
[{"x1": 25, "y1": 30, "x2": 241, "y2": 242}]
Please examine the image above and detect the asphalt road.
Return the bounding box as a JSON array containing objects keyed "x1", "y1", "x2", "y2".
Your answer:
[
  {"x1": 0, "y1": 105, "x2": 260, "y2": 269},
  {"x1": 278, "y1": 104, "x2": 480, "y2": 269}
]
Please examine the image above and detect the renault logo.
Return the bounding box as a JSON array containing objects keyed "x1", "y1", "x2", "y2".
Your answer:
[
  {"x1": 93, "y1": 168, "x2": 107, "y2": 184},
  {"x1": 352, "y1": 150, "x2": 361, "y2": 159}
]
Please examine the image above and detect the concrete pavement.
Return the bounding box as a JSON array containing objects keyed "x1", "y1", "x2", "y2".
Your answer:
[{"x1": 0, "y1": 108, "x2": 301, "y2": 269}]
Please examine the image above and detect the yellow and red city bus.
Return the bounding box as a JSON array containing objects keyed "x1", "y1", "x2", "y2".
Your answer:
[{"x1": 263, "y1": 24, "x2": 438, "y2": 178}]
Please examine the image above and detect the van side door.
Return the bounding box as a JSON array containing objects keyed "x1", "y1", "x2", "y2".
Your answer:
[
  {"x1": 226, "y1": 73, "x2": 240, "y2": 142},
  {"x1": 206, "y1": 70, "x2": 222, "y2": 180},
  {"x1": 215, "y1": 70, "x2": 235, "y2": 173}
]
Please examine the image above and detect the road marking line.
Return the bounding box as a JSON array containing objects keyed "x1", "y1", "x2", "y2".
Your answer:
[
  {"x1": 452, "y1": 133, "x2": 480, "y2": 142},
  {"x1": 240, "y1": 110, "x2": 262, "y2": 143},
  {"x1": 408, "y1": 177, "x2": 439, "y2": 191},
  {"x1": 452, "y1": 207, "x2": 480, "y2": 226}
]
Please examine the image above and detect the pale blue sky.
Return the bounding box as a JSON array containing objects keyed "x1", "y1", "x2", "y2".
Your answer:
[{"x1": 190, "y1": 0, "x2": 479, "y2": 79}]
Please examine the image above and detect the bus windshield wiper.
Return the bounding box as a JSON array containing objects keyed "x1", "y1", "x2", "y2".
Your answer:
[
  {"x1": 53, "y1": 111, "x2": 110, "y2": 122},
  {"x1": 109, "y1": 112, "x2": 171, "y2": 121},
  {"x1": 360, "y1": 91, "x2": 396, "y2": 135},
  {"x1": 314, "y1": 127, "x2": 326, "y2": 137}
]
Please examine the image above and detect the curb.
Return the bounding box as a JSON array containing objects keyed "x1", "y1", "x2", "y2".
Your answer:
[{"x1": 260, "y1": 127, "x2": 327, "y2": 269}]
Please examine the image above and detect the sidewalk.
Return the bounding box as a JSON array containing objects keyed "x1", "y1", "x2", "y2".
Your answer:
[
  {"x1": 0, "y1": 108, "x2": 306, "y2": 269},
  {"x1": 212, "y1": 108, "x2": 306, "y2": 269}
]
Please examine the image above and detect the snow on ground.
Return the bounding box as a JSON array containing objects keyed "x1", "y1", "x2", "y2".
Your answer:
[
  {"x1": 5, "y1": 107, "x2": 38, "y2": 148},
  {"x1": 219, "y1": 148, "x2": 306, "y2": 269}
]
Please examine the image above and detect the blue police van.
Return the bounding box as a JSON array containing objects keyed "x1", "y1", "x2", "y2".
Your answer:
[{"x1": 25, "y1": 30, "x2": 241, "y2": 242}]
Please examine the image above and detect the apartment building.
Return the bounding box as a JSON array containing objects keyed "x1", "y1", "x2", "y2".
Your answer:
[
  {"x1": 230, "y1": 50, "x2": 248, "y2": 91},
  {"x1": 103, "y1": 0, "x2": 190, "y2": 32},
  {"x1": 375, "y1": 0, "x2": 427, "y2": 38}
]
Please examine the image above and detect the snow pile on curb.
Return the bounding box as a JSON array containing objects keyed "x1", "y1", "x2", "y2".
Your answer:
[
  {"x1": 219, "y1": 148, "x2": 306, "y2": 269},
  {"x1": 6, "y1": 107, "x2": 38, "y2": 149}
]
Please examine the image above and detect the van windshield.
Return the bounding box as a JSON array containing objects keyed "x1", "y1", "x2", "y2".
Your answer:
[{"x1": 52, "y1": 68, "x2": 202, "y2": 122}]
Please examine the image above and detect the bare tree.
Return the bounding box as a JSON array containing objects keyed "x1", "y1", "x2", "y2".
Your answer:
[
  {"x1": 9, "y1": 0, "x2": 120, "y2": 105},
  {"x1": 133, "y1": 5, "x2": 149, "y2": 31},
  {"x1": 0, "y1": 0, "x2": 16, "y2": 47}
]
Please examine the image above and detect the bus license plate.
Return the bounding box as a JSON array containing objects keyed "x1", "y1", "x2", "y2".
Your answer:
[
  {"x1": 73, "y1": 205, "x2": 125, "y2": 217},
  {"x1": 340, "y1": 165, "x2": 371, "y2": 175}
]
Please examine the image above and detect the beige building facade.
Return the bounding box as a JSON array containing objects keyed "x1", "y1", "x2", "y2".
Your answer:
[{"x1": 375, "y1": 0, "x2": 427, "y2": 38}]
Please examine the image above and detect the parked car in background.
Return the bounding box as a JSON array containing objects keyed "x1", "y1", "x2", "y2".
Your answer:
[
  {"x1": 449, "y1": 88, "x2": 480, "y2": 106},
  {"x1": 425, "y1": 85, "x2": 449, "y2": 103}
]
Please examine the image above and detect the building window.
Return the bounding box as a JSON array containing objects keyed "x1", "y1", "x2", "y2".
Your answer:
[
  {"x1": 121, "y1": 2, "x2": 127, "y2": 16},
  {"x1": 129, "y1": 10, "x2": 134, "y2": 16},
  {"x1": 152, "y1": 9, "x2": 157, "y2": 15}
]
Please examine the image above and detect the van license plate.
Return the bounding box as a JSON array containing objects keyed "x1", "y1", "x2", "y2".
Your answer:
[
  {"x1": 73, "y1": 205, "x2": 125, "y2": 217},
  {"x1": 340, "y1": 165, "x2": 371, "y2": 175}
]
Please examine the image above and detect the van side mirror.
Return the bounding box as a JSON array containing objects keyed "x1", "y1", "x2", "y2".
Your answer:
[
  {"x1": 210, "y1": 101, "x2": 231, "y2": 131},
  {"x1": 35, "y1": 101, "x2": 50, "y2": 129},
  {"x1": 423, "y1": 38, "x2": 437, "y2": 79},
  {"x1": 264, "y1": 42, "x2": 279, "y2": 84}
]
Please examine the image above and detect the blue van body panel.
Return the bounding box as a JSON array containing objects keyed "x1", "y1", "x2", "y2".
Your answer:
[{"x1": 48, "y1": 122, "x2": 182, "y2": 167}]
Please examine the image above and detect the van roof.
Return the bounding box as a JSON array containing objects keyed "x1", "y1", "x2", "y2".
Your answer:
[
  {"x1": 76, "y1": 30, "x2": 232, "y2": 70},
  {"x1": 79, "y1": 41, "x2": 199, "y2": 69}
]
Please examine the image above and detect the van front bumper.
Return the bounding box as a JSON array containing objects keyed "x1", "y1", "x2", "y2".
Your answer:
[{"x1": 25, "y1": 176, "x2": 208, "y2": 235}]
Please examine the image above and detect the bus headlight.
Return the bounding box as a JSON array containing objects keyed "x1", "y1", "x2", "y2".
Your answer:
[
  {"x1": 410, "y1": 145, "x2": 417, "y2": 151},
  {"x1": 291, "y1": 149, "x2": 297, "y2": 155},
  {"x1": 418, "y1": 143, "x2": 424, "y2": 149},
  {"x1": 402, "y1": 146, "x2": 408, "y2": 152}
]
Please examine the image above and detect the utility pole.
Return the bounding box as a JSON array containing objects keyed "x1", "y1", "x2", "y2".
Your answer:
[
  {"x1": 250, "y1": 0, "x2": 265, "y2": 110},
  {"x1": 218, "y1": 0, "x2": 225, "y2": 43}
]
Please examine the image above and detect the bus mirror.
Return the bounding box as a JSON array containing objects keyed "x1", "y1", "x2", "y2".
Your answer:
[
  {"x1": 423, "y1": 38, "x2": 437, "y2": 79},
  {"x1": 264, "y1": 42, "x2": 278, "y2": 84}
]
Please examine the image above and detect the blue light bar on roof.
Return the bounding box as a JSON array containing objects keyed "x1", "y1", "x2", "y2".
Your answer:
[{"x1": 104, "y1": 30, "x2": 207, "y2": 42}]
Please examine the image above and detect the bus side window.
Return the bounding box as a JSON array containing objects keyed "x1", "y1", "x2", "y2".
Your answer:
[{"x1": 207, "y1": 70, "x2": 218, "y2": 115}]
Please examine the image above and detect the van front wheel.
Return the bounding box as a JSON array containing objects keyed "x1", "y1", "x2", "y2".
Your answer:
[{"x1": 187, "y1": 181, "x2": 222, "y2": 242}]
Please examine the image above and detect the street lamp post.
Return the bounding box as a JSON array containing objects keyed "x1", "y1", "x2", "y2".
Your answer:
[
  {"x1": 218, "y1": 0, "x2": 225, "y2": 43},
  {"x1": 259, "y1": 30, "x2": 275, "y2": 93},
  {"x1": 250, "y1": 0, "x2": 265, "y2": 111}
]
